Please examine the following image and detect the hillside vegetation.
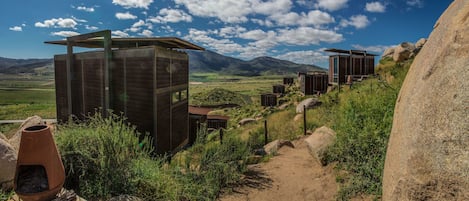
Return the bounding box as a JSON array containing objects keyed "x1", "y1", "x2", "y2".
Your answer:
[{"x1": 1, "y1": 57, "x2": 410, "y2": 200}]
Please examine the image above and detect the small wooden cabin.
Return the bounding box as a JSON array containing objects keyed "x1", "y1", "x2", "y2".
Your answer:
[
  {"x1": 46, "y1": 30, "x2": 204, "y2": 154},
  {"x1": 298, "y1": 72, "x2": 328, "y2": 95},
  {"x1": 207, "y1": 115, "x2": 229, "y2": 130},
  {"x1": 188, "y1": 106, "x2": 212, "y2": 144},
  {"x1": 261, "y1": 93, "x2": 277, "y2": 106},
  {"x1": 283, "y1": 77, "x2": 294, "y2": 85},
  {"x1": 325, "y1": 49, "x2": 376, "y2": 84},
  {"x1": 273, "y1": 85, "x2": 285, "y2": 94}
]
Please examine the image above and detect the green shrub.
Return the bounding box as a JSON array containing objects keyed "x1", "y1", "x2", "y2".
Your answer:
[{"x1": 55, "y1": 113, "x2": 153, "y2": 199}]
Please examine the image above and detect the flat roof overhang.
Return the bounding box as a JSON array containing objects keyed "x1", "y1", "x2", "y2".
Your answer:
[{"x1": 324, "y1": 48, "x2": 377, "y2": 56}]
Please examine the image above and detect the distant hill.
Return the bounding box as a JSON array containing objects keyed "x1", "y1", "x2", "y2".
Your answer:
[
  {"x1": 0, "y1": 50, "x2": 326, "y2": 76},
  {"x1": 186, "y1": 50, "x2": 326, "y2": 76},
  {"x1": 0, "y1": 57, "x2": 53, "y2": 74}
]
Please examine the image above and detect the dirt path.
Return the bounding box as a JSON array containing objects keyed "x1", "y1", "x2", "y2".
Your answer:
[{"x1": 219, "y1": 137, "x2": 338, "y2": 201}]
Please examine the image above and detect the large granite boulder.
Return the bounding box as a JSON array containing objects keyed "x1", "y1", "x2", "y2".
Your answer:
[
  {"x1": 296, "y1": 98, "x2": 321, "y2": 113},
  {"x1": 383, "y1": 1, "x2": 469, "y2": 200},
  {"x1": 9, "y1": 115, "x2": 45, "y2": 152},
  {"x1": 304, "y1": 126, "x2": 336, "y2": 166},
  {"x1": 392, "y1": 42, "x2": 416, "y2": 62},
  {"x1": 0, "y1": 138, "x2": 17, "y2": 191},
  {"x1": 382, "y1": 47, "x2": 395, "y2": 58}
]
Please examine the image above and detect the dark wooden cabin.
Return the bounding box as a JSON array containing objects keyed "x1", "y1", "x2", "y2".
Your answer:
[
  {"x1": 188, "y1": 106, "x2": 211, "y2": 144},
  {"x1": 273, "y1": 84, "x2": 285, "y2": 94},
  {"x1": 325, "y1": 48, "x2": 376, "y2": 84},
  {"x1": 283, "y1": 77, "x2": 294, "y2": 85},
  {"x1": 261, "y1": 93, "x2": 277, "y2": 106},
  {"x1": 46, "y1": 30, "x2": 204, "y2": 154},
  {"x1": 298, "y1": 72, "x2": 328, "y2": 95},
  {"x1": 207, "y1": 115, "x2": 229, "y2": 130}
]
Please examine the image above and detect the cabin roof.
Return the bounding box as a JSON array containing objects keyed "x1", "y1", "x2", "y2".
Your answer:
[
  {"x1": 189, "y1": 106, "x2": 212, "y2": 115},
  {"x1": 324, "y1": 48, "x2": 377, "y2": 56},
  {"x1": 45, "y1": 36, "x2": 204, "y2": 50}
]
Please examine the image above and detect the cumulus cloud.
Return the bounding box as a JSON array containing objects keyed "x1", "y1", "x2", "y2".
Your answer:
[
  {"x1": 115, "y1": 12, "x2": 138, "y2": 20},
  {"x1": 277, "y1": 27, "x2": 343, "y2": 45},
  {"x1": 148, "y1": 8, "x2": 192, "y2": 23},
  {"x1": 269, "y1": 10, "x2": 335, "y2": 27},
  {"x1": 365, "y1": 2, "x2": 385, "y2": 13},
  {"x1": 175, "y1": 0, "x2": 293, "y2": 23},
  {"x1": 35, "y1": 18, "x2": 78, "y2": 29},
  {"x1": 112, "y1": 30, "x2": 130, "y2": 37},
  {"x1": 184, "y1": 26, "x2": 342, "y2": 59},
  {"x1": 351, "y1": 44, "x2": 393, "y2": 53},
  {"x1": 112, "y1": 0, "x2": 153, "y2": 9},
  {"x1": 251, "y1": 18, "x2": 274, "y2": 27},
  {"x1": 315, "y1": 0, "x2": 349, "y2": 11},
  {"x1": 9, "y1": 26, "x2": 23, "y2": 31},
  {"x1": 51, "y1": 31, "x2": 80, "y2": 37},
  {"x1": 85, "y1": 25, "x2": 99, "y2": 30},
  {"x1": 340, "y1": 15, "x2": 370, "y2": 29},
  {"x1": 275, "y1": 50, "x2": 329, "y2": 65},
  {"x1": 406, "y1": 0, "x2": 423, "y2": 8},
  {"x1": 139, "y1": 29, "x2": 153, "y2": 37},
  {"x1": 219, "y1": 26, "x2": 246, "y2": 38},
  {"x1": 77, "y1": 6, "x2": 95, "y2": 12}
]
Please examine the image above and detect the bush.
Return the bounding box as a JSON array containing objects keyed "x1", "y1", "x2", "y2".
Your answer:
[{"x1": 55, "y1": 113, "x2": 153, "y2": 199}]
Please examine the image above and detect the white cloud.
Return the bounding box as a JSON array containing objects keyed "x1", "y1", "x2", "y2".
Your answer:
[
  {"x1": 239, "y1": 29, "x2": 267, "y2": 40},
  {"x1": 275, "y1": 50, "x2": 328, "y2": 65},
  {"x1": 77, "y1": 6, "x2": 95, "y2": 12},
  {"x1": 21, "y1": 23, "x2": 26, "y2": 27},
  {"x1": 51, "y1": 31, "x2": 80, "y2": 37},
  {"x1": 112, "y1": 0, "x2": 153, "y2": 9},
  {"x1": 112, "y1": 30, "x2": 130, "y2": 37},
  {"x1": 148, "y1": 8, "x2": 192, "y2": 23},
  {"x1": 35, "y1": 18, "x2": 78, "y2": 29},
  {"x1": 115, "y1": 12, "x2": 137, "y2": 20},
  {"x1": 9, "y1": 26, "x2": 23, "y2": 31},
  {"x1": 351, "y1": 44, "x2": 393, "y2": 53},
  {"x1": 251, "y1": 18, "x2": 274, "y2": 27},
  {"x1": 365, "y1": 2, "x2": 385, "y2": 13},
  {"x1": 219, "y1": 26, "x2": 246, "y2": 38},
  {"x1": 277, "y1": 27, "x2": 343, "y2": 45},
  {"x1": 85, "y1": 25, "x2": 99, "y2": 30},
  {"x1": 269, "y1": 10, "x2": 335, "y2": 27},
  {"x1": 139, "y1": 29, "x2": 153, "y2": 37},
  {"x1": 315, "y1": 0, "x2": 348, "y2": 11},
  {"x1": 406, "y1": 0, "x2": 423, "y2": 8},
  {"x1": 175, "y1": 0, "x2": 293, "y2": 23},
  {"x1": 71, "y1": 16, "x2": 87, "y2": 23},
  {"x1": 185, "y1": 28, "x2": 244, "y2": 54},
  {"x1": 340, "y1": 15, "x2": 370, "y2": 29}
]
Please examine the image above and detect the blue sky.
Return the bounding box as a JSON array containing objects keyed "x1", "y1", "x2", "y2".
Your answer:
[{"x1": 0, "y1": 0, "x2": 451, "y2": 67}]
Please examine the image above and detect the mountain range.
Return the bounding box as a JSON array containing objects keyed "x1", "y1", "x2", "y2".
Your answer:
[{"x1": 0, "y1": 50, "x2": 325, "y2": 75}]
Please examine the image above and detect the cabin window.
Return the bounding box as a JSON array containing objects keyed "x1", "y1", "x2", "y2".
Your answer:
[{"x1": 172, "y1": 89, "x2": 188, "y2": 104}]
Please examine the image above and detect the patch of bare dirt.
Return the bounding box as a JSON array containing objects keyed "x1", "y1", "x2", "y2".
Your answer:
[{"x1": 219, "y1": 137, "x2": 338, "y2": 201}]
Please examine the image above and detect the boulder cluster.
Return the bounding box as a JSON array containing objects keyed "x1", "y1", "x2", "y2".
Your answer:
[{"x1": 382, "y1": 38, "x2": 427, "y2": 62}]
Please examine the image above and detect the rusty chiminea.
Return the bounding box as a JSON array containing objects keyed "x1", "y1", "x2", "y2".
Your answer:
[{"x1": 14, "y1": 125, "x2": 65, "y2": 201}]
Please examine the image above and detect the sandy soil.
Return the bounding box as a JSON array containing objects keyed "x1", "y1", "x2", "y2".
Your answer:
[{"x1": 218, "y1": 137, "x2": 338, "y2": 201}]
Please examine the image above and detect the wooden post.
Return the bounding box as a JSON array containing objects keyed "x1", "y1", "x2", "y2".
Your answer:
[
  {"x1": 219, "y1": 129, "x2": 223, "y2": 144},
  {"x1": 264, "y1": 120, "x2": 268, "y2": 145},
  {"x1": 304, "y1": 105, "x2": 307, "y2": 135}
]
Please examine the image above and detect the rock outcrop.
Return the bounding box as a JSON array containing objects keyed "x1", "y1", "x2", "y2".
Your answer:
[
  {"x1": 304, "y1": 126, "x2": 336, "y2": 166},
  {"x1": 0, "y1": 138, "x2": 17, "y2": 191},
  {"x1": 383, "y1": 0, "x2": 469, "y2": 200},
  {"x1": 9, "y1": 115, "x2": 45, "y2": 152},
  {"x1": 263, "y1": 139, "x2": 295, "y2": 155},
  {"x1": 383, "y1": 38, "x2": 427, "y2": 62},
  {"x1": 296, "y1": 98, "x2": 321, "y2": 113},
  {"x1": 392, "y1": 42, "x2": 416, "y2": 62}
]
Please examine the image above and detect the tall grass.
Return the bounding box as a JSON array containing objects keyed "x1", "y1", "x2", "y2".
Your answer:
[
  {"x1": 308, "y1": 59, "x2": 411, "y2": 200},
  {"x1": 55, "y1": 113, "x2": 250, "y2": 200}
]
